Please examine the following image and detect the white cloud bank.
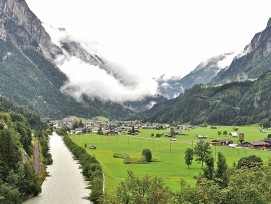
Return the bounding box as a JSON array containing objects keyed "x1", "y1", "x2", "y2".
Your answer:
[
  {"x1": 58, "y1": 56, "x2": 158, "y2": 103},
  {"x1": 25, "y1": 0, "x2": 271, "y2": 102},
  {"x1": 43, "y1": 24, "x2": 158, "y2": 103}
]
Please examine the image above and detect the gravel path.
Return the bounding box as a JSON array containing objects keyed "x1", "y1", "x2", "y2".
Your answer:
[{"x1": 33, "y1": 140, "x2": 40, "y2": 175}]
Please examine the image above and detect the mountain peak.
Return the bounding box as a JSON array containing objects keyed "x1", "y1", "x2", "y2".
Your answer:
[{"x1": 266, "y1": 18, "x2": 271, "y2": 28}]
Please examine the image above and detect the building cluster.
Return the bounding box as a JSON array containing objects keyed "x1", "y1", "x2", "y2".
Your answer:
[{"x1": 49, "y1": 118, "x2": 174, "y2": 136}]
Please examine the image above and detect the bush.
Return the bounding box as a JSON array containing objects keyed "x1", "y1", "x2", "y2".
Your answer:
[
  {"x1": 237, "y1": 155, "x2": 263, "y2": 169},
  {"x1": 142, "y1": 149, "x2": 152, "y2": 162}
]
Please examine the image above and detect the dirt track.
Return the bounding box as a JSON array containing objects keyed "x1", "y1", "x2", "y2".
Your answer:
[{"x1": 33, "y1": 140, "x2": 40, "y2": 175}]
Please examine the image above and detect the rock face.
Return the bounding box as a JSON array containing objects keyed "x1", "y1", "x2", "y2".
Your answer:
[
  {"x1": 212, "y1": 18, "x2": 271, "y2": 83},
  {"x1": 0, "y1": 0, "x2": 135, "y2": 119},
  {"x1": 0, "y1": 0, "x2": 62, "y2": 59}
]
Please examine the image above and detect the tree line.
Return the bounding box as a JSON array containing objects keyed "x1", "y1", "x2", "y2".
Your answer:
[{"x1": 60, "y1": 129, "x2": 103, "y2": 203}]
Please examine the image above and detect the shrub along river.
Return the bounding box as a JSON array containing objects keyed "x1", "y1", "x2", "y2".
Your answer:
[{"x1": 24, "y1": 132, "x2": 90, "y2": 204}]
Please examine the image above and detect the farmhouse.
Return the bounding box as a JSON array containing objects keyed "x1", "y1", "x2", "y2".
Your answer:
[
  {"x1": 196, "y1": 134, "x2": 207, "y2": 139},
  {"x1": 142, "y1": 126, "x2": 156, "y2": 129},
  {"x1": 106, "y1": 130, "x2": 118, "y2": 136},
  {"x1": 164, "y1": 132, "x2": 172, "y2": 137},
  {"x1": 211, "y1": 139, "x2": 233, "y2": 146},
  {"x1": 175, "y1": 130, "x2": 186, "y2": 135},
  {"x1": 230, "y1": 132, "x2": 238, "y2": 137},
  {"x1": 242, "y1": 141, "x2": 270, "y2": 150},
  {"x1": 74, "y1": 128, "x2": 83, "y2": 134},
  {"x1": 233, "y1": 127, "x2": 239, "y2": 131}
]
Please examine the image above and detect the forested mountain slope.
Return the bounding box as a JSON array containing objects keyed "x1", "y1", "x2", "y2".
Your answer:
[
  {"x1": 144, "y1": 71, "x2": 271, "y2": 126},
  {"x1": 0, "y1": 0, "x2": 135, "y2": 119}
]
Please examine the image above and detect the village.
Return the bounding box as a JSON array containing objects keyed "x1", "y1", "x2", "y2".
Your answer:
[{"x1": 48, "y1": 116, "x2": 271, "y2": 151}]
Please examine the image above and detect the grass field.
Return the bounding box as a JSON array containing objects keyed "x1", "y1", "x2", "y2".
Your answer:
[{"x1": 69, "y1": 124, "x2": 271, "y2": 192}]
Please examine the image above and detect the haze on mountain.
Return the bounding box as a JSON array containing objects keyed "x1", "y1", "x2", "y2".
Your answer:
[
  {"x1": 1, "y1": 0, "x2": 271, "y2": 121},
  {"x1": 0, "y1": 0, "x2": 138, "y2": 119},
  {"x1": 26, "y1": 0, "x2": 271, "y2": 102},
  {"x1": 143, "y1": 18, "x2": 271, "y2": 125}
]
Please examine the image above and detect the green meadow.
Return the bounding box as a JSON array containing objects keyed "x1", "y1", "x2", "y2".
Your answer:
[{"x1": 69, "y1": 124, "x2": 271, "y2": 192}]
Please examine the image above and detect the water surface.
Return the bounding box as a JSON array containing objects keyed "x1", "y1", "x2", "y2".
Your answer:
[{"x1": 24, "y1": 132, "x2": 90, "y2": 204}]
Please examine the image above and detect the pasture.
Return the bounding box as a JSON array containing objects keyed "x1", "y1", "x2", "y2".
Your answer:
[{"x1": 69, "y1": 124, "x2": 271, "y2": 192}]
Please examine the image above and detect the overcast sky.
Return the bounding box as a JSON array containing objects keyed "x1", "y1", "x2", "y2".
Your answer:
[{"x1": 25, "y1": 0, "x2": 271, "y2": 102}]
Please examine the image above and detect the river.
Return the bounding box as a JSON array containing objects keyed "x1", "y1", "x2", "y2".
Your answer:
[{"x1": 24, "y1": 132, "x2": 91, "y2": 204}]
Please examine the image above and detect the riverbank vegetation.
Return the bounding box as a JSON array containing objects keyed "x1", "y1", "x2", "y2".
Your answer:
[
  {"x1": 35, "y1": 129, "x2": 53, "y2": 165},
  {"x1": 0, "y1": 97, "x2": 50, "y2": 203},
  {"x1": 62, "y1": 131, "x2": 103, "y2": 203}
]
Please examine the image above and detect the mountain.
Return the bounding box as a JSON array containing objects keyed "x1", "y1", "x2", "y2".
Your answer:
[
  {"x1": 212, "y1": 18, "x2": 271, "y2": 83},
  {"x1": 0, "y1": 0, "x2": 135, "y2": 119},
  {"x1": 124, "y1": 95, "x2": 167, "y2": 112},
  {"x1": 143, "y1": 70, "x2": 271, "y2": 126},
  {"x1": 158, "y1": 53, "x2": 235, "y2": 98}
]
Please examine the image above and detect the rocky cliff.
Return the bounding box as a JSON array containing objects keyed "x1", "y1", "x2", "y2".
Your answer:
[
  {"x1": 0, "y1": 0, "x2": 135, "y2": 119},
  {"x1": 0, "y1": 0, "x2": 62, "y2": 59},
  {"x1": 212, "y1": 18, "x2": 271, "y2": 83}
]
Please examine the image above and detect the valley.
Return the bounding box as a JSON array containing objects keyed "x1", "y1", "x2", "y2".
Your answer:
[
  {"x1": 69, "y1": 124, "x2": 271, "y2": 192},
  {"x1": 1, "y1": 0, "x2": 271, "y2": 203}
]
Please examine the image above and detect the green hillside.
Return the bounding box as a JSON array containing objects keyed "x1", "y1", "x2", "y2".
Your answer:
[
  {"x1": 143, "y1": 71, "x2": 271, "y2": 126},
  {"x1": 0, "y1": 29, "x2": 134, "y2": 119}
]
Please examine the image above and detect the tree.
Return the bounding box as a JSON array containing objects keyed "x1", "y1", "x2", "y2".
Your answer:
[
  {"x1": 194, "y1": 141, "x2": 212, "y2": 167},
  {"x1": 170, "y1": 128, "x2": 175, "y2": 137},
  {"x1": 142, "y1": 149, "x2": 152, "y2": 162},
  {"x1": 223, "y1": 130, "x2": 228, "y2": 136},
  {"x1": 236, "y1": 155, "x2": 263, "y2": 169},
  {"x1": 217, "y1": 131, "x2": 222, "y2": 136},
  {"x1": 203, "y1": 155, "x2": 214, "y2": 180},
  {"x1": 100, "y1": 171, "x2": 173, "y2": 204},
  {"x1": 78, "y1": 119, "x2": 83, "y2": 128},
  {"x1": 215, "y1": 152, "x2": 229, "y2": 187},
  {"x1": 72, "y1": 120, "x2": 79, "y2": 129},
  {"x1": 184, "y1": 148, "x2": 193, "y2": 169},
  {"x1": 97, "y1": 127, "x2": 103, "y2": 135},
  {"x1": 131, "y1": 126, "x2": 135, "y2": 134}
]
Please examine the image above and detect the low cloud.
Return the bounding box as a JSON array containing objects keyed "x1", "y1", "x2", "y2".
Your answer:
[
  {"x1": 57, "y1": 56, "x2": 158, "y2": 103},
  {"x1": 43, "y1": 24, "x2": 159, "y2": 103}
]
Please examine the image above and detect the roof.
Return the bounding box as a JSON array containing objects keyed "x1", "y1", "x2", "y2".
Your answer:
[
  {"x1": 248, "y1": 141, "x2": 270, "y2": 146},
  {"x1": 175, "y1": 130, "x2": 185, "y2": 135},
  {"x1": 230, "y1": 132, "x2": 238, "y2": 137},
  {"x1": 75, "y1": 128, "x2": 83, "y2": 131},
  {"x1": 196, "y1": 134, "x2": 207, "y2": 138},
  {"x1": 263, "y1": 138, "x2": 271, "y2": 144},
  {"x1": 164, "y1": 132, "x2": 172, "y2": 136},
  {"x1": 212, "y1": 139, "x2": 233, "y2": 143}
]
